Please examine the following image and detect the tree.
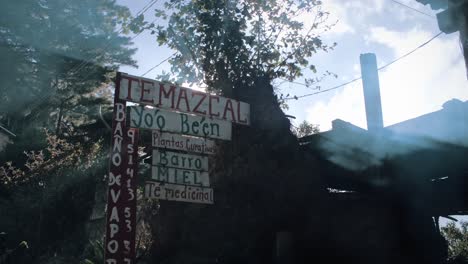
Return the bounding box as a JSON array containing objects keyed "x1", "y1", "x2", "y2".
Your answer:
[
  {"x1": 0, "y1": 1, "x2": 145, "y2": 262},
  {"x1": 292, "y1": 120, "x2": 320, "y2": 138},
  {"x1": 148, "y1": 1, "x2": 332, "y2": 263},
  {"x1": 442, "y1": 221, "x2": 468, "y2": 261},
  {"x1": 0, "y1": 130, "x2": 105, "y2": 262},
  {"x1": 0, "y1": 0, "x2": 144, "y2": 184},
  {"x1": 154, "y1": 0, "x2": 336, "y2": 93},
  {"x1": 0, "y1": 0, "x2": 142, "y2": 136}
]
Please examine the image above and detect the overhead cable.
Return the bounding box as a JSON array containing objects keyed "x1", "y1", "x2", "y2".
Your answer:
[
  {"x1": 141, "y1": 52, "x2": 177, "y2": 77},
  {"x1": 283, "y1": 31, "x2": 443, "y2": 100},
  {"x1": 70, "y1": 0, "x2": 159, "y2": 75},
  {"x1": 388, "y1": 0, "x2": 436, "y2": 19}
]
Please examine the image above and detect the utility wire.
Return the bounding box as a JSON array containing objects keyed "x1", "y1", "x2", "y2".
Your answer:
[
  {"x1": 388, "y1": 0, "x2": 436, "y2": 19},
  {"x1": 0, "y1": 124, "x2": 16, "y2": 137},
  {"x1": 28, "y1": 0, "x2": 160, "y2": 114},
  {"x1": 377, "y1": 31, "x2": 443, "y2": 70},
  {"x1": 136, "y1": 0, "x2": 159, "y2": 17},
  {"x1": 284, "y1": 76, "x2": 362, "y2": 100},
  {"x1": 283, "y1": 31, "x2": 443, "y2": 100},
  {"x1": 141, "y1": 52, "x2": 177, "y2": 77},
  {"x1": 76, "y1": 1, "x2": 160, "y2": 82},
  {"x1": 30, "y1": 39, "x2": 171, "y2": 118},
  {"x1": 130, "y1": 17, "x2": 159, "y2": 41},
  {"x1": 79, "y1": 16, "x2": 161, "y2": 82},
  {"x1": 70, "y1": 0, "x2": 159, "y2": 75}
]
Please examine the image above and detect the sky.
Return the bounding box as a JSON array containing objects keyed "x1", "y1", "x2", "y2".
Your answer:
[
  {"x1": 117, "y1": 0, "x2": 467, "y2": 225},
  {"x1": 295, "y1": 0, "x2": 468, "y2": 131},
  {"x1": 118, "y1": 0, "x2": 467, "y2": 131}
]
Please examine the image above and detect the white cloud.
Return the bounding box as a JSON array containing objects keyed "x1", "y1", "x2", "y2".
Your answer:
[
  {"x1": 321, "y1": 0, "x2": 386, "y2": 36},
  {"x1": 343, "y1": 0, "x2": 385, "y2": 15},
  {"x1": 386, "y1": 0, "x2": 437, "y2": 23},
  {"x1": 366, "y1": 26, "x2": 429, "y2": 57},
  {"x1": 305, "y1": 80, "x2": 367, "y2": 131},
  {"x1": 305, "y1": 26, "x2": 468, "y2": 131},
  {"x1": 320, "y1": 0, "x2": 355, "y2": 35},
  {"x1": 369, "y1": 27, "x2": 468, "y2": 125}
]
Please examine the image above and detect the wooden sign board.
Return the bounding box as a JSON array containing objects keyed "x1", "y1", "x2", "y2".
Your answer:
[
  {"x1": 152, "y1": 131, "x2": 216, "y2": 155},
  {"x1": 119, "y1": 73, "x2": 250, "y2": 125},
  {"x1": 104, "y1": 72, "x2": 139, "y2": 264},
  {"x1": 152, "y1": 166, "x2": 210, "y2": 187},
  {"x1": 152, "y1": 149, "x2": 208, "y2": 171},
  {"x1": 145, "y1": 181, "x2": 214, "y2": 204},
  {"x1": 129, "y1": 105, "x2": 232, "y2": 141}
]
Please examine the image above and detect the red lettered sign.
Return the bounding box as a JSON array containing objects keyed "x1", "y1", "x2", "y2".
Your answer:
[
  {"x1": 118, "y1": 73, "x2": 250, "y2": 125},
  {"x1": 104, "y1": 73, "x2": 139, "y2": 264}
]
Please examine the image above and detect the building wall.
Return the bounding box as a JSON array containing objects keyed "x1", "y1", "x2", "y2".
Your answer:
[
  {"x1": 386, "y1": 99, "x2": 468, "y2": 147},
  {"x1": 311, "y1": 193, "x2": 447, "y2": 264}
]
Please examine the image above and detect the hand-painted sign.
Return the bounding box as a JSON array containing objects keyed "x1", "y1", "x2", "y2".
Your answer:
[
  {"x1": 129, "y1": 106, "x2": 232, "y2": 141},
  {"x1": 106, "y1": 71, "x2": 250, "y2": 262},
  {"x1": 151, "y1": 166, "x2": 210, "y2": 187},
  {"x1": 145, "y1": 181, "x2": 214, "y2": 204},
  {"x1": 152, "y1": 131, "x2": 216, "y2": 155},
  {"x1": 104, "y1": 73, "x2": 139, "y2": 264},
  {"x1": 152, "y1": 149, "x2": 208, "y2": 171},
  {"x1": 119, "y1": 73, "x2": 250, "y2": 125}
]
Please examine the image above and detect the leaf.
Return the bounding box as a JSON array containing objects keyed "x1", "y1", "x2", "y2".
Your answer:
[{"x1": 157, "y1": 30, "x2": 168, "y2": 45}]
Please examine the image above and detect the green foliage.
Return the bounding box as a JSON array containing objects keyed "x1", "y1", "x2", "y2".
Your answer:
[
  {"x1": 442, "y1": 221, "x2": 468, "y2": 261},
  {"x1": 0, "y1": 0, "x2": 139, "y2": 133},
  {"x1": 292, "y1": 120, "x2": 320, "y2": 138},
  {"x1": 148, "y1": 3, "x2": 332, "y2": 264},
  {"x1": 0, "y1": 0, "x2": 144, "y2": 262},
  {"x1": 154, "y1": 0, "x2": 336, "y2": 93},
  {"x1": 81, "y1": 239, "x2": 105, "y2": 264},
  {"x1": 0, "y1": 131, "x2": 108, "y2": 262},
  {"x1": 1, "y1": 130, "x2": 102, "y2": 189},
  {"x1": 0, "y1": 128, "x2": 48, "y2": 169}
]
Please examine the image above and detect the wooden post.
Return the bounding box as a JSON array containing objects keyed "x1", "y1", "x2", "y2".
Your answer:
[{"x1": 103, "y1": 72, "x2": 139, "y2": 264}]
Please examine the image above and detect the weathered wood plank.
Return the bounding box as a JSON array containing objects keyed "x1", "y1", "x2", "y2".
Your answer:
[
  {"x1": 152, "y1": 131, "x2": 216, "y2": 155},
  {"x1": 151, "y1": 166, "x2": 210, "y2": 187},
  {"x1": 145, "y1": 181, "x2": 214, "y2": 204},
  {"x1": 129, "y1": 106, "x2": 232, "y2": 140},
  {"x1": 119, "y1": 72, "x2": 250, "y2": 125},
  {"x1": 152, "y1": 149, "x2": 209, "y2": 171}
]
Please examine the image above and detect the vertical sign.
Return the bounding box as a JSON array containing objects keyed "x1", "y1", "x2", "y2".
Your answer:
[
  {"x1": 101, "y1": 72, "x2": 251, "y2": 262},
  {"x1": 104, "y1": 72, "x2": 139, "y2": 264}
]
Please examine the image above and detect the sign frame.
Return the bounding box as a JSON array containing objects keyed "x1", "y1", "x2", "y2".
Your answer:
[
  {"x1": 119, "y1": 72, "x2": 250, "y2": 125},
  {"x1": 104, "y1": 71, "x2": 250, "y2": 263},
  {"x1": 145, "y1": 181, "x2": 214, "y2": 204},
  {"x1": 152, "y1": 131, "x2": 217, "y2": 155},
  {"x1": 129, "y1": 105, "x2": 232, "y2": 140},
  {"x1": 152, "y1": 149, "x2": 209, "y2": 172},
  {"x1": 104, "y1": 72, "x2": 139, "y2": 264},
  {"x1": 151, "y1": 166, "x2": 210, "y2": 187}
]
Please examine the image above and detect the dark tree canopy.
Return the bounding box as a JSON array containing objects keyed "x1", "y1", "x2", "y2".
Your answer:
[
  {"x1": 442, "y1": 221, "x2": 468, "y2": 261},
  {"x1": 145, "y1": 2, "x2": 333, "y2": 264},
  {"x1": 0, "y1": 0, "x2": 142, "y2": 134},
  {"x1": 0, "y1": 1, "x2": 146, "y2": 262},
  {"x1": 292, "y1": 120, "x2": 320, "y2": 138}
]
